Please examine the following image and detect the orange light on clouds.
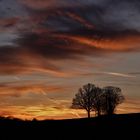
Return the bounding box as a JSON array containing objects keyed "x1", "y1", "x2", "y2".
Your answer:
[
  {"x1": 0, "y1": 105, "x2": 87, "y2": 120},
  {"x1": 0, "y1": 98, "x2": 139, "y2": 120},
  {"x1": 57, "y1": 35, "x2": 140, "y2": 52}
]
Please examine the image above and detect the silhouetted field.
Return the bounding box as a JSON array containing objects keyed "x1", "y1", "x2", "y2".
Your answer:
[{"x1": 0, "y1": 113, "x2": 140, "y2": 139}]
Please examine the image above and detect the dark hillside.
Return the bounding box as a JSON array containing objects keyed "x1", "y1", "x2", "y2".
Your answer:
[{"x1": 0, "y1": 113, "x2": 139, "y2": 139}]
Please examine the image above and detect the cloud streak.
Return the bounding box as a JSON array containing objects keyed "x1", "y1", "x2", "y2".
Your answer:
[
  {"x1": 0, "y1": 98, "x2": 139, "y2": 120},
  {"x1": 80, "y1": 71, "x2": 136, "y2": 78},
  {"x1": 0, "y1": 81, "x2": 67, "y2": 97}
]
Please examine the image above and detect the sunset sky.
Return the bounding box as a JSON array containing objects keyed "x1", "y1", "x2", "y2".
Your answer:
[{"x1": 0, "y1": 0, "x2": 140, "y2": 120}]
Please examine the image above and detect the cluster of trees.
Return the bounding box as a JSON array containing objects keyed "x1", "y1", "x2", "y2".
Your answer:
[{"x1": 72, "y1": 83, "x2": 125, "y2": 118}]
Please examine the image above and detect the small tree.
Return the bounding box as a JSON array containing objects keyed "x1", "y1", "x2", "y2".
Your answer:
[
  {"x1": 102, "y1": 86, "x2": 125, "y2": 115},
  {"x1": 72, "y1": 83, "x2": 102, "y2": 118}
]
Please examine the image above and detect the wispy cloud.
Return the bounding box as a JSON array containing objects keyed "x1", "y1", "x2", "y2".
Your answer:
[
  {"x1": 77, "y1": 71, "x2": 136, "y2": 78},
  {"x1": 117, "y1": 98, "x2": 140, "y2": 114},
  {"x1": 0, "y1": 104, "x2": 86, "y2": 120},
  {"x1": 0, "y1": 81, "x2": 67, "y2": 97},
  {"x1": 0, "y1": 97, "x2": 139, "y2": 120},
  {"x1": 102, "y1": 72, "x2": 136, "y2": 78}
]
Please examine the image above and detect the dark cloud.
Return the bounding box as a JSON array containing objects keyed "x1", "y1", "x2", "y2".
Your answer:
[
  {"x1": 0, "y1": 0, "x2": 140, "y2": 75},
  {"x1": 0, "y1": 45, "x2": 64, "y2": 75},
  {"x1": 0, "y1": 0, "x2": 27, "y2": 18},
  {"x1": 24, "y1": 0, "x2": 140, "y2": 31},
  {"x1": 16, "y1": 32, "x2": 100, "y2": 58}
]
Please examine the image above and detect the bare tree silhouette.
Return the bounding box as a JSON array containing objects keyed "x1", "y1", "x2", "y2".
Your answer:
[
  {"x1": 101, "y1": 86, "x2": 125, "y2": 115},
  {"x1": 92, "y1": 87, "x2": 103, "y2": 116},
  {"x1": 72, "y1": 83, "x2": 125, "y2": 118},
  {"x1": 71, "y1": 83, "x2": 102, "y2": 118}
]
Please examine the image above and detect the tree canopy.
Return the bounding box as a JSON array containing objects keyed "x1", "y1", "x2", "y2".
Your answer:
[{"x1": 72, "y1": 83, "x2": 125, "y2": 118}]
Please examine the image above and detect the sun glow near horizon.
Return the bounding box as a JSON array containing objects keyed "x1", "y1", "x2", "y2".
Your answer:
[{"x1": 0, "y1": 97, "x2": 139, "y2": 120}]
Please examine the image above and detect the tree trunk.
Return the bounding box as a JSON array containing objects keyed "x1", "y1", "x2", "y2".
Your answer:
[
  {"x1": 87, "y1": 110, "x2": 90, "y2": 118},
  {"x1": 97, "y1": 110, "x2": 101, "y2": 117}
]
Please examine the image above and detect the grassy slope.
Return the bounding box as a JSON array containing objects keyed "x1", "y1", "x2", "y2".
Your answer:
[{"x1": 0, "y1": 113, "x2": 139, "y2": 139}]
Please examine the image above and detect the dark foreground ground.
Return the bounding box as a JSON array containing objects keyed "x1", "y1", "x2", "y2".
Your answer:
[{"x1": 0, "y1": 113, "x2": 140, "y2": 139}]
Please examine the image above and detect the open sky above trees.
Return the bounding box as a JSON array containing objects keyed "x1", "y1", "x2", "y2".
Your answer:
[{"x1": 0, "y1": 0, "x2": 140, "y2": 120}]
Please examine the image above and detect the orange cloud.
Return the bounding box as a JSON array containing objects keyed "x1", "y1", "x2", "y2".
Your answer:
[
  {"x1": 0, "y1": 97, "x2": 139, "y2": 120},
  {"x1": 57, "y1": 34, "x2": 140, "y2": 52},
  {"x1": 64, "y1": 12, "x2": 94, "y2": 29},
  {"x1": 0, "y1": 103, "x2": 87, "y2": 120},
  {"x1": 0, "y1": 82, "x2": 67, "y2": 97},
  {"x1": 117, "y1": 98, "x2": 140, "y2": 114}
]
